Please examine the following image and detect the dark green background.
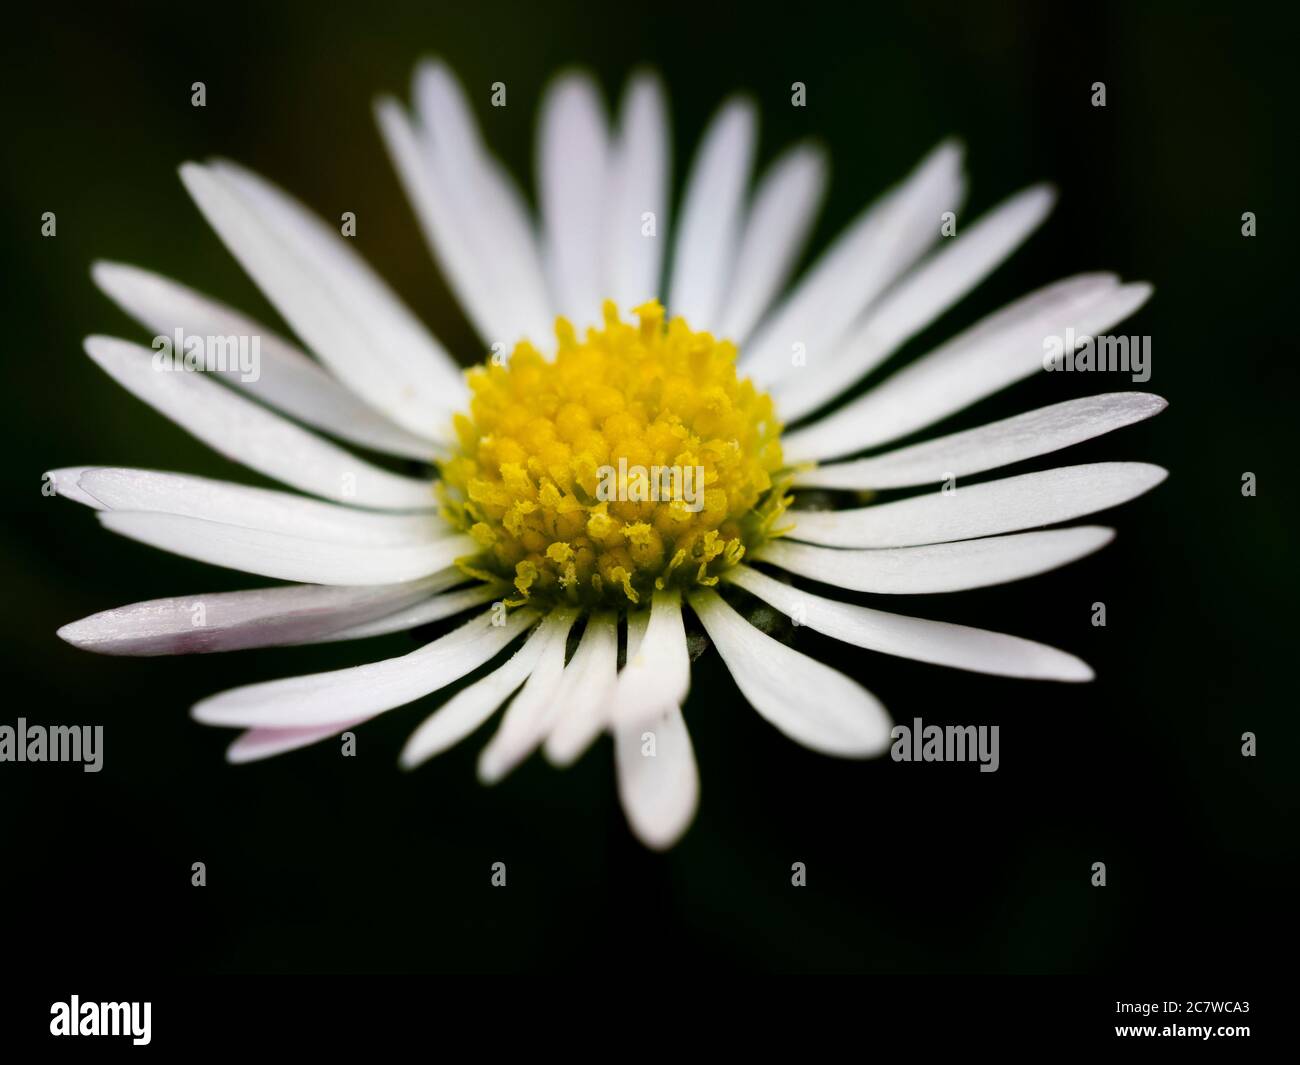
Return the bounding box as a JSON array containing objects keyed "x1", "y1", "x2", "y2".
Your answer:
[{"x1": 1, "y1": 1, "x2": 1293, "y2": 974}]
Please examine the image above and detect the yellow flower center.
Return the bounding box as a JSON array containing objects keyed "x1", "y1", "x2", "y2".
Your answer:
[{"x1": 438, "y1": 300, "x2": 790, "y2": 608}]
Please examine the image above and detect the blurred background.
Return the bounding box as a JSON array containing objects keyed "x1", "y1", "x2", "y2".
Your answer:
[{"x1": 1, "y1": 0, "x2": 1293, "y2": 973}]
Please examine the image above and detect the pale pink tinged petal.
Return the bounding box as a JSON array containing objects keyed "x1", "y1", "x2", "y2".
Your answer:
[
  {"x1": 399, "y1": 620, "x2": 553, "y2": 769},
  {"x1": 227, "y1": 719, "x2": 369, "y2": 764},
  {"x1": 690, "y1": 589, "x2": 891, "y2": 756},
  {"x1": 603, "y1": 72, "x2": 670, "y2": 310},
  {"x1": 97, "y1": 511, "x2": 475, "y2": 586},
  {"x1": 74, "y1": 468, "x2": 445, "y2": 545},
  {"x1": 755, "y1": 526, "x2": 1114, "y2": 594},
  {"x1": 784, "y1": 274, "x2": 1153, "y2": 462},
  {"x1": 610, "y1": 588, "x2": 691, "y2": 730},
  {"x1": 725, "y1": 564, "x2": 1094, "y2": 682},
  {"x1": 413, "y1": 61, "x2": 554, "y2": 345},
  {"x1": 91, "y1": 261, "x2": 440, "y2": 459},
  {"x1": 57, "y1": 575, "x2": 459, "y2": 656},
  {"x1": 716, "y1": 142, "x2": 828, "y2": 346},
  {"x1": 614, "y1": 703, "x2": 699, "y2": 851},
  {"x1": 316, "y1": 584, "x2": 498, "y2": 644},
  {"x1": 538, "y1": 72, "x2": 611, "y2": 329},
  {"x1": 191, "y1": 607, "x2": 539, "y2": 729},
  {"x1": 667, "y1": 97, "x2": 757, "y2": 333},
  {"x1": 787, "y1": 462, "x2": 1167, "y2": 548},
  {"x1": 743, "y1": 140, "x2": 966, "y2": 386},
  {"x1": 83, "y1": 335, "x2": 435, "y2": 509},
  {"x1": 773, "y1": 184, "x2": 1056, "y2": 421},
  {"x1": 477, "y1": 607, "x2": 581, "y2": 783},
  {"x1": 793, "y1": 392, "x2": 1167, "y2": 490},
  {"x1": 543, "y1": 610, "x2": 619, "y2": 767}
]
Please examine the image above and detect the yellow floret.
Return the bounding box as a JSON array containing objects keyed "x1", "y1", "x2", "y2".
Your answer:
[{"x1": 437, "y1": 300, "x2": 791, "y2": 607}]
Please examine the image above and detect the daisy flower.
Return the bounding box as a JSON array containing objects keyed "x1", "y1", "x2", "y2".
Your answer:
[{"x1": 48, "y1": 61, "x2": 1167, "y2": 849}]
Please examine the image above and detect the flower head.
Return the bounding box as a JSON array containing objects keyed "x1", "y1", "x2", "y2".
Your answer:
[{"x1": 49, "y1": 60, "x2": 1166, "y2": 849}]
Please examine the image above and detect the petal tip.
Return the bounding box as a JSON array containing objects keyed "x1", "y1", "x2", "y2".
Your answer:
[
  {"x1": 176, "y1": 160, "x2": 206, "y2": 186},
  {"x1": 89, "y1": 259, "x2": 125, "y2": 287},
  {"x1": 1124, "y1": 279, "x2": 1155, "y2": 304},
  {"x1": 936, "y1": 135, "x2": 966, "y2": 161},
  {"x1": 82, "y1": 334, "x2": 123, "y2": 364},
  {"x1": 475, "y1": 753, "x2": 503, "y2": 786},
  {"x1": 224, "y1": 738, "x2": 258, "y2": 765},
  {"x1": 396, "y1": 735, "x2": 429, "y2": 771},
  {"x1": 190, "y1": 701, "x2": 219, "y2": 725},
  {"x1": 55, "y1": 621, "x2": 87, "y2": 649}
]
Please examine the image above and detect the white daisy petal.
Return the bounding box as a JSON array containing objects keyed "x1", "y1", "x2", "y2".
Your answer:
[
  {"x1": 608, "y1": 601, "x2": 698, "y2": 848},
  {"x1": 774, "y1": 184, "x2": 1056, "y2": 421},
  {"x1": 614, "y1": 703, "x2": 699, "y2": 851},
  {"x1": 411, "y1": 59, "x2": 488, "y2": 174},
  {"x1": 603, "y1": 72, "x2": 670, "y2": 309},
  {"x1": 375, "y1": 96, "x2": 510, "y2": 347},
  {"x1": 610, "y1": 587, "x2": 691, "y2": 730},
  {"x1": 43, "y1": 466, "x2": 107, "y2": 509},
  {"x1": 208, "y1": 159, "x2": 467, "y2": 390},
  {"x1": 794, "y1": 392, "x2": 1167, "y2": 490},
  {"x1": 725, "y1": 564, "x2": 1093, "y2": 681},
  {"x1": 312, "y1": 584, "x2": 498, "y2": 643},
  {"x1": 742, "y1": 140, "x2": 966, "y2": 386},
  {"x1": 412, "y1": 61, "x2": 554, "y2": 345},
  {"x1": 784, "y1": 274, "x2": 1153, "y2": 462},
  {"x1": 399, "y1": 619, "x2": 554, "y2": 770},
  {"x1": 91, "y1": 261, "x2": 439, "y2": 459},
  {"x1": 56, "y1": 574, "x2": 463, "y2": 656},
  {"x1": 624, "y1": 603, "x2": 650, "y2": 652},
  {"x1": 787, "y1": 462, "x2": 1166, "y2": 548},
  {"x1": 539, "y1": 72, "x2": 610, "y2": 328},
  {"x1": 180, "y1": 161, "x2": 464, "y2": 437},
  {"x1": 192, "y1": 607, "x2": 538, "y2": 729},
  {"x1": 756, "y1": 526, "x2": 1114, "y2": 594},
  {"x1": 98, "y1": 511, "x2": 474, "y2": 585},
  {"x1": 83, "y1": 335, "x2": 435, "y2": 509},
  {"x1": 477, "y1": 607, "x2": 582, "y2": 783},
  {"x1": 71, "y1": 468, "x2": 444, "y2": 546},
  {"x1": 544, "y1": 610, "x2": 619, "y2": 767},
  {"x1": 667, "y1": 97, "x2": 757, "y2": 333},
  {"x1": 227, "y1": 719, "x2": 371, "y2": 764},
  {"x1": 716, "y1": 142, "x2": 828, "y2": 346},
  {"x1": 690, "y1": 589, "x2": 891, "y2": 757}
]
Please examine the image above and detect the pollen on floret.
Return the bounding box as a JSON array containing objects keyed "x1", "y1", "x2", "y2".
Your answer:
[{"x1": 437, "y1": 300, "x2": 791, "y2": 609}]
